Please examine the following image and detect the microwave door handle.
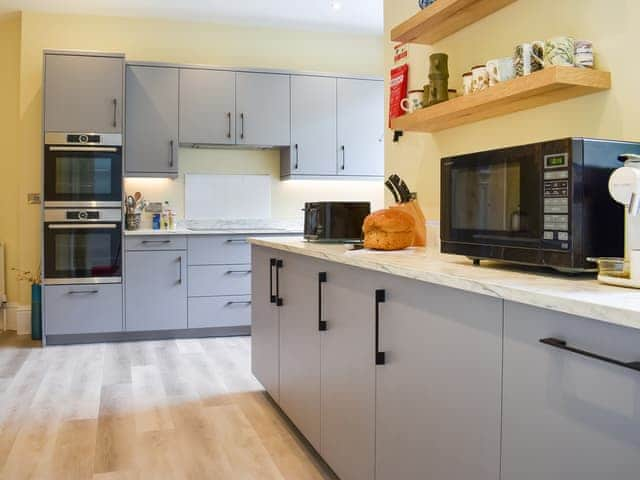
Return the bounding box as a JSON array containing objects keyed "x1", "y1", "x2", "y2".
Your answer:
[
  {"x1": 48, "y1": 146, "x2": 118, "y2": 153},
  {"x1": 48, "y1": 224, "x2": 119, "y2": 229}
]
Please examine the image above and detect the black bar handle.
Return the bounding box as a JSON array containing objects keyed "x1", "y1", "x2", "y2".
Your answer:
[
  {"x1": 294, "y1": 144, "x2": 299, "y2": 170},
  {"x1": 375, "y1": 289, "x2": 386, "y2": 365},
  {"x1": 318, "y1": 272, "x2": 327, "y2": 331},
  {"x1": 276, "y1": 259, "x2": 283, "y2": 306},
  {"x1": 112, "y1": 98, "x2": 118, "y2": 128},
  {"x1": 269, "y1": 258, "x2": 276, "y2": 304},
  {"x1": 540, "y1": 338, "x2": 640, "y2": 373},
  {"x1": 227, "y1": 112, "x2": 232, "y2": 139}
]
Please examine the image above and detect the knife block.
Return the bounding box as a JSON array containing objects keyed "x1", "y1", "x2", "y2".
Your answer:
[{"x1": 391, "y1": 199, "x2": 426, "y2": 247}]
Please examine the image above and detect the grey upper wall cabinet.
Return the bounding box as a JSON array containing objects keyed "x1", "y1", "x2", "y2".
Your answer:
[
  {"x1": 337, "y1": 78, "x2": 384, "y2": 177},
  {"x1": 44, "y1": 52, "x2": 124, "y2": 134},
  {"x1": 125, "y1": 65, "x2": 179, "y2": 176},
  {"x1": 502, "y1": 302, "x2": 640, "y2": 480},
  {"x1": 236, "y1": 72, "x2": 290, "y2": 147},
  {"x1": 375, "y1": 276, "x2": 502, "y2": 480},
  {"x1": 282, "y1": 75, "x2": 337, "y2": 176},
  {"x1": 179, "y1": 69, "x2": 236, "y2": 145}
]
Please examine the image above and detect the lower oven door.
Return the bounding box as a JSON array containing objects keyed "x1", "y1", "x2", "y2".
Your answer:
[{"x1": 44, "y1": 221, "x2": 122, "y2": 285}]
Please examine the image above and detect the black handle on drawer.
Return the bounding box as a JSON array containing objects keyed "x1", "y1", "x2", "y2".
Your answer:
[
  {"x1": 226, "y1": 239, "x2": 248, "y2": 244},
  {"x1": 269, "y1": 258, "x2": 276, "y2": 304},
  {"x1": 540, "y1": 338, "x2": 640, "y2": 373},
  {"x1": 141, "y1": 240, "x2": 171, "y2": 244},
  {"x1": 225, "y1": 270, "x2": 252, "y2": 275},
  {"x1": 68, "y1": 290, "x2": 99, "y2": 295},
  {"x1": 225, "y1": 301, "x2": 252, "y2": 307},
  {"x1": 318, "y1": 272, "x2": 327, "y2": 331},
  {"x1": 275, "y1": 259, "x2": 283, "y2": 307},
  {"x1": 375, "y1": 289, "x2": 386, "y2": 365}
]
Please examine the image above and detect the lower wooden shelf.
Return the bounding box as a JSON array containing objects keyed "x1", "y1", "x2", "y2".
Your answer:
[{"x1": 391, "y1": 66, "x2": 611, "y2": 133}]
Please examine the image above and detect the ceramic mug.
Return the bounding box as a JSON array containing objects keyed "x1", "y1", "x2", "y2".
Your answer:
[
  {"x1": 486, "y1": 57, "x2": 516, "y2": 86},
  {"x1": 400, "y1": 90, "x2": 424, "y2": 113},
  {"x1": 514, "y1": 41, "x2": 545, "y2": 76},
  {"x1": 575, "y1": 39, "x2": 594, "y2": 68},
  {"x1": 471, "y1": 65, "x2": 489, "y2": 92},
  {"x1": 462, "y1": 72, "x2": 473, "y2": 95},
  {"x1": 544, "y1": 36, "x2": 575, "y2": 67}
]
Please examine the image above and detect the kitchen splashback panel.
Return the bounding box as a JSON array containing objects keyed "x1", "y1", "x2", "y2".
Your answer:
[{"x1": 185, "y1": 174, "x2": 271, "y2": 219}]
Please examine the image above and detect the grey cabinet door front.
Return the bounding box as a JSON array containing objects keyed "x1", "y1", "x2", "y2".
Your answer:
[
  {"x1": 179, "y1": 69, "x2": 236, "y2": 145},
  {"x1": 322, "y1": 263, "x2": 376, "y2": 480},
  {"x1": 502, "y1": 302, "x2": 640, "y2": 480},
  {"x1": 125, "y1": 250, "x2": 187, "y2": 331},
  {"x1": 376, "y1": 277, "x2": 502, "y2": 480},
  {"x1": 288, "y1": 75, "x2": 337, "y2": 176},
  {"x1": 278, "y1": 254, "x2": 322, "y2": 452},
  {"x1": 44, "y1": 54, "x2": 123, "y2": 133},
  {"x1": 125, "y1": 66, "x2": 179, "y2": 175},
  {"x1": 236, "y1": 72, "x2": 290, "y2": 147},
  {"x1": 337, "y1": 79, "x2": 384, "y2": 177},
  {"x1": 251, "y1": 246, "x2": 281, "y2": 402}
]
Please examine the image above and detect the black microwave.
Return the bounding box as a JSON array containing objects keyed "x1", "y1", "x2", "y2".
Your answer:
[
  {"x1": 304, "y1": 202, "x2": 370, "y2": 243},
  {"x1": 441, "y1": 138, "x2": 640, "y2": 272}
]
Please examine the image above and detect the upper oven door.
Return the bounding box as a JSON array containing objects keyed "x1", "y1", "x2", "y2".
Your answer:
[
  {"x1": 442, "y1": 144, "x2": 544, "y2": 249},
  {"x1": 44, "y1": 135, "x2": 122, "y2": 207}
]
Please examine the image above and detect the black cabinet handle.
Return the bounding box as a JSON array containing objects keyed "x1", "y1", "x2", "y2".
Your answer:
[
  {"x1": 269, "y1": 258, "x2": 276, "y2": 304},
  {"x1": 540, "y1": 338, "x2": 640, "y2": 373},
  {"x1": 177, "y1": 256, "x2": 183, "y2": 284},
  {"x1": 275, "y1": 259, "x2": 283, "y2": 306},
  {"x1": 294, "y1": 144, "x2": 299, "y2": 170},
  {"x1": 169, "y1": 139, "x2": 175, "y2": 168},
  {"x1": 225, "y1": 269, "x2": 252, "y2": 275},
  {"x1": 240, "y1": 113, "x2": 245, "y2": 140},
  {"x1": 318, "y1": 272, "x2": 327, "y2": 331},
  {"x1": 375, "y1": 289, "x2": 386, "y2": 365},
  {"x1": 225, "y1": 301, "x2": 252, "y2": 307},
  {"x1": 68, "y1": 290, "x2": 99, "y2": 295},
  {"x1": 141, "y1": 240, "x2": 171, "y2": 244},
  {"x1": 227, "y1": 112, "x2": 232, "y2": 139},
  {"x1": 340, "y1": 145, "x2": 346, "y2": 171},
  {"x1": 226, "y1": 238, "x2": 248, "y2": 244},
  {"x1": 112, "y1": 98, "x2": 118, "y2": 128}
]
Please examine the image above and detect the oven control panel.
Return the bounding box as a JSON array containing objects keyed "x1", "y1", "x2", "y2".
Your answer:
[{"x1": 542, "y1": 153, "x2": 570, "y2": 249}]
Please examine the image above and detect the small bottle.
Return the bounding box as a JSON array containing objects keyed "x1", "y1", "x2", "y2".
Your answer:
[
  {"x1": 162, "y1": 201, "x2": 170, "y2": 230},
  {"x1": 169, "y1": 210, "x2": 177, "y2": 231},
  {"x1": 152, "y1": 213, "x2": 161, "y2": 230}
]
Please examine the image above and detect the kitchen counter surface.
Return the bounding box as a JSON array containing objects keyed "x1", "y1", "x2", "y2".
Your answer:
[
  {"x1": 249, "y1": 237, "x2": 640, "y2": 331},
  {"x1": 125, "y1": 219, "x2": 303, "y2": 236}
]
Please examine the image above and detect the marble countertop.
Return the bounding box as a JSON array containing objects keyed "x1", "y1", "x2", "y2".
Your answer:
[
  {"x1": 249, "y1": 237, "x2": 640, "y2": 331},
  {"x1": 125, "y1": 219, "x2": 303, "y2": 236}
]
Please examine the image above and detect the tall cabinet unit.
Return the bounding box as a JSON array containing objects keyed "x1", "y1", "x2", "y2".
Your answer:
[
  {"x1": 44, "y1": 51, "x2": 124, "y2": 134},
  {"x1": 125, "y1": 65, "x2": 180, "y2": 176}
]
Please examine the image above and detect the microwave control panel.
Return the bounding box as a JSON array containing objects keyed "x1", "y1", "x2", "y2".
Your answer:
[{"x1": 542, "y1": 153, "x2": 570, "y2": 249}]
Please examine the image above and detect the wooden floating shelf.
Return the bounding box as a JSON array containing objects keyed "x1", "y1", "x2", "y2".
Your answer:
[
  {"x1": 391, "y1": 0, "x2": 517, "y2": 45},
  {"x1": 391, "y1": 67, "x2": 611, "y2": 133}
]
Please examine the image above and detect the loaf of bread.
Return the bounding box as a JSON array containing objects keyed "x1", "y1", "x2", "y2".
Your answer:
[{"x1": 363, "y1": 209, "x2": 416, "y2": 251}]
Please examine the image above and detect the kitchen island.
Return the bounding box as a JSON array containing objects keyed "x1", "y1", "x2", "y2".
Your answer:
[{"x1": 250, "y1": 237, "x2": 640, "y2": 480}]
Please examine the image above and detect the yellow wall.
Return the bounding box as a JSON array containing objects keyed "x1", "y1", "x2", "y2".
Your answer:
[
  {"x1": 4, "y1": 10, "x2": 384, "y2": 304},
  {"x1": 0, "y1": 12, "x2": 22, "y2": 304},
  {"x1": 385, "y1": 0, "x2": 640, "y2": 222}
]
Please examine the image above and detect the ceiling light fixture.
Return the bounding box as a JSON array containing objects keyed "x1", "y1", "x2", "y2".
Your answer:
[{"x1": 331, "y1": 1, "x2": 343, "y2": 11}]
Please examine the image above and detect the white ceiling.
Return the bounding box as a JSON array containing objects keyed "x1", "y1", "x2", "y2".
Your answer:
[{"x1": 0, "y1": 0, "x2": 383, "y2": 34}]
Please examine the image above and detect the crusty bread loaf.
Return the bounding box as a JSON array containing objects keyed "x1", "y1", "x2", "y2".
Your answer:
[{"x1": 363, "y1": 209, "x2": 416, "y2": 251}]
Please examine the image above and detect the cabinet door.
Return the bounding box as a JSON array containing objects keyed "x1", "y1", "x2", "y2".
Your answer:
[
  {"x1": 125, "y1": 66, "x2": 179, "y2": 175},
  {"x1": 322, "y1": 262, "x2": 376, "y2": 480},
  {"x1": 251, "y1": 246, "x2": 281, "y2": 402},
  {"x1": 236, "y1": 72, "x2": 290, "y2": 147},
  {"x1": 179, "y1": 69, "x2": 236, "y2": 145},
  {"x1": 278, "y1": 254, "x2": 322, "y2": 452},
  {"x1": 125, "y1": 250, "x2": 187, "y2": 331},
  {"x1": 44, "y1": 53, "x2": 123, "y2": 134},
  {"x1": 502, "y1": 302, "x2": 640, "y2": 480},
  {"x1": 285, "y1": 75, "x2": 337, "y2": 176},
  {"x1": 337, "y1": 79, "x2": 384, "y2": 177},
  {"x1": 376, "y1": 277, "x2": 502, "y2": 480}
]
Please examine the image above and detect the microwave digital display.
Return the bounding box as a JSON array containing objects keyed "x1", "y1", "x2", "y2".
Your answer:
[{"x1": 545, "y1": 154, "x2": 568, "y2": 169}]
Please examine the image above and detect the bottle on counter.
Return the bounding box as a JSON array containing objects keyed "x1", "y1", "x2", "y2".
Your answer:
[
  {"x1": 168, "y1": 210, "x2": 177, "y2": 231},
  {"x1": 162, "y1": 201, "x2": 170, "y2": 230}
]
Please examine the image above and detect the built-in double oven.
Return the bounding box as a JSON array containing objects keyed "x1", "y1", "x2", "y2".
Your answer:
[{"x1": 43, "y1": 133, "x2": 123, "y2": 285}]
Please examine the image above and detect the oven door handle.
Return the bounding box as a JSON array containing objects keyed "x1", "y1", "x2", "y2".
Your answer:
[
  {"x1": 48, "y1": 146, "x2": 119, "y2": 153},
  {"x1": 48, "y1": 224, "x2": 119, "y2": 229}
]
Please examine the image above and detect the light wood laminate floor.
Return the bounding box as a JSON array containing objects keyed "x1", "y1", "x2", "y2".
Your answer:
[{"x1": 0, "y1": 333, "x2": 336, "y2": 480}]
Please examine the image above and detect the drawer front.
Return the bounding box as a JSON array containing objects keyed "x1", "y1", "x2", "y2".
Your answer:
[
  {"x1": 188, "y1": 295, "x2": 252, "y2": 329},
  {"x1": 188, "y1": 235, "x2": 250, "y2": 265},
  {"x1": 188, "y1": 265, "x2": 252, "y2": 297},
  {"x1": 126, "y1": 235, "x2": 187, "y2": 251},
  {"x1": 502, "y1": 301, "x2": 640, "y2": 480},
  {"x1": 44, "y1": 284, "x2": 123, "y2": 335}
]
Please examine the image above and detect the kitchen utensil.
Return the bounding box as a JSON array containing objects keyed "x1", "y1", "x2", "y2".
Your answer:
[
  {"x1": 385, "y1": 179, "x2": 401, "y2": 203},
  {"x1": 544, "y1": 36, "x2": 575, "y2": 67},
  {"x1": 126, "y1": 195, "x2": 136, "y2": 214},
  {"x1": 389, "y1": 174, "x2": 408, "y2": 202},
  {"x1": 398, "y1": 179, "x2": 413, "y2": 203},
  {"x1": 133, "y1": 191, "x2": 142, "y2": 208},
  {"x1": 514, "y1": 42, "x2": 544, "y2": 76}
]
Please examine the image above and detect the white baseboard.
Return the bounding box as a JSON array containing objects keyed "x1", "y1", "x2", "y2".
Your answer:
[{"x1": 3, "y1": 303, "x2": 31, "y2": 335}]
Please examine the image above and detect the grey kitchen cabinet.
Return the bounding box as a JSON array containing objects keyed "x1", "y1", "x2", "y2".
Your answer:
[
  {"x1": 44, "y1": 284, "x2": 123, "y2": 335},
  {"x1": 337, "y1": 78, "x2": 384, "y2": 177},
  {"x1": 187, "y1": 236, "x2": 250, "y2": 265},
  {"x1": 277, "y1": 254, "x2": 323, "y2": 452},
  {"x1": 251, "y1": 246, "x2": 282, "y2": 402},
  {"x1": 236, "y1": 72, "x2": 290, "y2": 147},
  {"x1": 375, "y1": 276, "x2": 503, "y2": 480},
  {"x1": 188, "y1": 295, "x2": 251, "y2": 329},
  {"x1": 44, "y1": 52, "x2": 124, "y2": 134},
  {"x1": 179, "y1": 69, "x2": 236, "y2": 145},
  {"x1": 125, "y1": 249, "x2": 187, "y2": 331},
  {"x1": 281, "y1": 75, "x2": 337, "y2": 176},
  {"x1": 502, "y1": 302, "x2": 640, "y2": 480},
  {"x1": 125, "y1": 65, "x2": 179, "y2": 176},
  {"x1": 188, "y1": 265, "x2": 251, "y2": 297},
  {"x1": 322, "y1": 262, "x2": 377, "y2": 480}
]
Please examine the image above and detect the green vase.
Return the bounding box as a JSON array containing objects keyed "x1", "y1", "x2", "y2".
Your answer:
[{"x1": 31, "y1": 284, "x2": 42, "y2": 341}]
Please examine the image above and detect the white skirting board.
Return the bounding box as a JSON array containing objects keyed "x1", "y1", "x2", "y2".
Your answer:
[{"x1": 3, "y1": 303, "x2": 31, "y2": 335}]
